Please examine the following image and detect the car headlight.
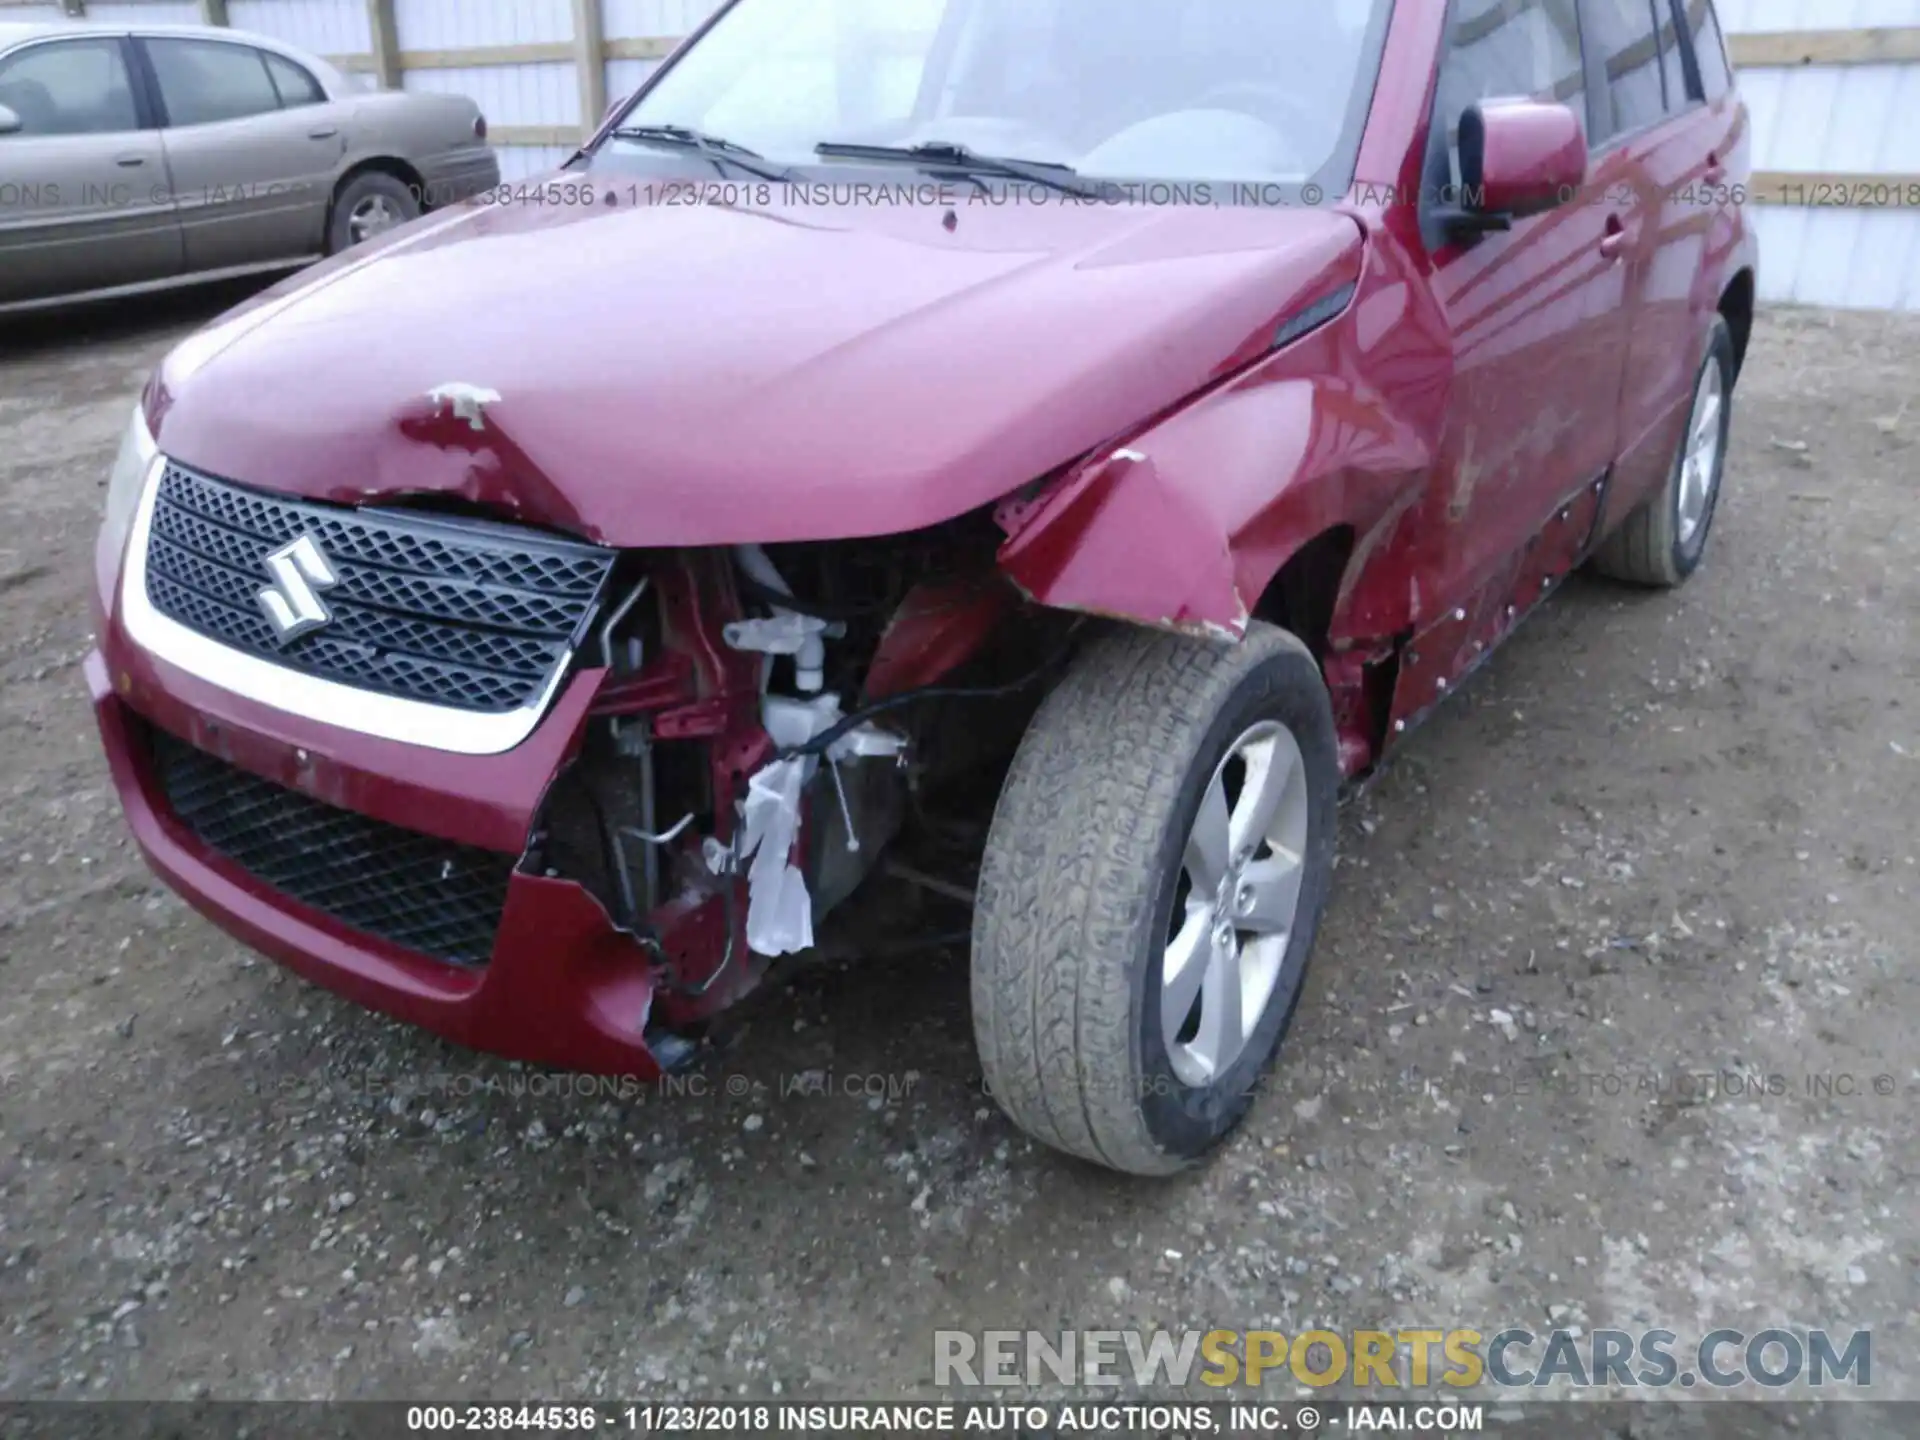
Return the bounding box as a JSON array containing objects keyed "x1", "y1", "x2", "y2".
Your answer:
[{"x1": 101, "y1": 401, "x2": 159, "y2": 570}]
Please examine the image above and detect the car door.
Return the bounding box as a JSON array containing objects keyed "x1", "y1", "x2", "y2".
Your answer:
[
  {"x1": 1413, "y1": 0, "x2": 1647, "y2": 616},
  {"x1": 0, "y1": 35, "x2": 182, "y2": 307},
  {"x1": 136, "y1": 35, "x2": 344, "y2": 270},
  {"x1": 1590, "y1": 0, "x2": 1734, "y2": 519}
]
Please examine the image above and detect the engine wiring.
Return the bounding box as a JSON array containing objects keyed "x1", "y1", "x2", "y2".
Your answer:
[{"x1": 774, "y1": 623, "x2": 1087, "y2": 763}]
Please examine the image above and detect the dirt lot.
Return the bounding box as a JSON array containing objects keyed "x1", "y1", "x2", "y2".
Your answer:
[{"x1": 0, "y1": 295, "x2": 1914, "y2": 1407}]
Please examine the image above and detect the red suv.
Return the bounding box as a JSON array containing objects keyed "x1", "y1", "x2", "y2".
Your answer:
[{"x1": 91, "y1": 0, "x2": 1754, "y2": 1174}]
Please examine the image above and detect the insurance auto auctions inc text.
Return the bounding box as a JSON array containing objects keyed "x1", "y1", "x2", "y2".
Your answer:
[{"x1": 934, "y1": 1327, "x2": 1871, "y2": 1391}]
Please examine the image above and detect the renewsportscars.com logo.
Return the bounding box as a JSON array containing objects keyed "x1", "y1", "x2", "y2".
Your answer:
[{"x1": 933, "y1": 1328, "x2": 1872, "y2": 1391}]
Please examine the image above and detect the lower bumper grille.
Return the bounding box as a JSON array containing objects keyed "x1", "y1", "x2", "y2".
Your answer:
[{"x1": 150, "y1": 730, "x2": 514, "y2": 966}]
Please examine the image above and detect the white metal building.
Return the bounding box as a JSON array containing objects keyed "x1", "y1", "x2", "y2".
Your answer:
[{"x1": 3, "y1": 0, "x2": 1917, "y2": 309}]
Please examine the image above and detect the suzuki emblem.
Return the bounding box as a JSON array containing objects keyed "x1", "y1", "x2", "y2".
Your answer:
[{"x1": 257, "y1": 534, "x2": 339, "y2": 643}]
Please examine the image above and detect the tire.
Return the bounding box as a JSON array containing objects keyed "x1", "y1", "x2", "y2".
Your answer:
[
  {"x1": 971, "y1": 622, "x2": 1339, "y2": 1175},
  {"x1": 326, "y1": 171, "x2": 421, "y2": 256},
  {"x1": 1590, "y1": 316, "x2": 1736, "y2": 588}
]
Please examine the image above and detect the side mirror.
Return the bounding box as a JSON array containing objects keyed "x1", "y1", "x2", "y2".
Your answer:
[
  {"x1": 0, "y1": 103, "x2": 22, "y2": 137},
  {"x1": 1444, "y1": 99, "x2": 1587, "y2": 238}
]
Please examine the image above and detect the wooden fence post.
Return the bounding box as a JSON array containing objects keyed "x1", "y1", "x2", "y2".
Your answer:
[
  {"x1": 572, "y1": 0, "x2": 607, "y2": 138},
  {"x1": 365, "y1": 0, "x2": 401, "y2": 91}
]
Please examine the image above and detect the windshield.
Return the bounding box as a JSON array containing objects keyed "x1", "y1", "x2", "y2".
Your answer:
[{"x1": 606, "y1": 0, "x2": 1392, "y2": 190}]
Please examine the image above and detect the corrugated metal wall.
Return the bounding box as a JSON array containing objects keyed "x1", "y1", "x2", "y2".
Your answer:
[
  {"x1": 393, "y1": 0, "x2": 576, "y2": 178},
  {"x1": 603, "y1": 0, "x2": 706, "y2": 119},
  {"x1": 226, "y1": 0, "x2": 368, "y2": 59},
  {"x1": 1722, "y1": 0, "x2": 1920, "y2": 309},
  {"x1": 4, "y1": 0, "x2": 1916, "y2": 305}
]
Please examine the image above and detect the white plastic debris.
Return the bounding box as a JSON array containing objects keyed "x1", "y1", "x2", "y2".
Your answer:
[
  {"x1": 724, "y1": 613, "x2": 834, "y2": 690},
  {"x1": 730, "y1": 695, "x2": 909, "y2": 956},
  {"x1": 738, "y1": 755, "x2": 814, "y2": 956},
  {"x1": 425, "y1": 382, "x2": 500, "y2": 431},
  {"x1": 829, "y1": 724, "x2": 907, "y2": 763},
  {"x1": 728, "y1": 546, "x2": 837, "y2": 692},
  {"x1": 723, "y1": 613, "x2": 825, "y2": 654}
]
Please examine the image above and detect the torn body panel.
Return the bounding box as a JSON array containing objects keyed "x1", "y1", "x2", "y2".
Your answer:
[
  {"x1": 998, "y1": 232, "x2": 1450, "y2": 772},
  {"x1": 530, "y1": 520, "x2": 1023, "y2": 1034}
]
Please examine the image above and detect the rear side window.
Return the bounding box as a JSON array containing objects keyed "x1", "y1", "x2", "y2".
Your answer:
[
  {"x1": 1684, "y1": 0, "x2": 1733, "y2": 101},
  {"x1": 0, "y1": 38, "x2": 139, "y2": 136},
  {"x1": 1581, "y1": 0, "x2": 1667, "y2": 139},
  {"x1": 264, "y1": 53, "x2": 325, "y2": 108},
  {"x1": 145, "y1": 38, "x2": 281, "y2": 126},
  {"x1": 1431, "y1": 0, "x2": 1587, "y2": 187}
]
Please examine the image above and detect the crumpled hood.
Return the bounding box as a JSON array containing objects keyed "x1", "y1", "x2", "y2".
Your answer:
[{"x1": 151, "y1": 185, "x2": 1363, "y2": 547}]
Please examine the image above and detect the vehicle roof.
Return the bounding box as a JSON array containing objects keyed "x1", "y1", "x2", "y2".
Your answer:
[
  {"x1": 3, "y1": 19, "x2": 300, "y2": 41},
  {"x1": 0, "y1": 19, "x2": 352, "y2": 94},
  {"x1": 0, "y1": 21, "x2": 65, "y2": 46}
]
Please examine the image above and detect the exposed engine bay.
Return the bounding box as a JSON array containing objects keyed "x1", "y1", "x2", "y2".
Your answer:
[{"x1": 526, "y1": 512, "x2": 1073, "y2": 1049}]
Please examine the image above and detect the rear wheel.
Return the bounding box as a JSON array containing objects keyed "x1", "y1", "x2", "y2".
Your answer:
[
  {"x1": 971, "y1": 622, "x2": 1338, "y2": 1175},
  {"x1": 327, "y1": 172, "x2": 420, "y2": 255},
  {"x1": 1591, "y1": 316, "x2": 1735, "y2": 587}
]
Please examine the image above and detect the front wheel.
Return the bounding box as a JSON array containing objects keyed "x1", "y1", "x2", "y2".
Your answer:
[{"x1": 971, "y1": 622, "x2": 1339, "y2": 1175}]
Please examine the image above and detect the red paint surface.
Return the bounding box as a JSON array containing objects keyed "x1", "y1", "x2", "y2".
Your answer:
[
  {"x1": 1472, "y1": 100, "x2": 1590, "y2": 217},
  {"x1": 146, "y1": 199, "x2": 1369, "y2": 549},
  {"x1": 97, "y1": 8, "x2": 1760, "y2": 1071},
  {"x1": 89, "y1": 654, "x2": 667, "y2": 1077}
]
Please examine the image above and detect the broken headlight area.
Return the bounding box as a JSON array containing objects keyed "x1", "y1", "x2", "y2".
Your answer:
[{"x1": 526, "y1": 514, "x2": 1072, "y2": 1029}]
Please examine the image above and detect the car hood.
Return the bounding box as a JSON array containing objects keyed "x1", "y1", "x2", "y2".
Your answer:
[{"x1": 150, "y1": 185, "x2": 1364, "y2": 547}]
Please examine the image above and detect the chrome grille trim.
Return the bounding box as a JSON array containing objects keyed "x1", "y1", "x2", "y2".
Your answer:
[{"x1": 119, "y1": 458, "x2": 600, "y2": 756}]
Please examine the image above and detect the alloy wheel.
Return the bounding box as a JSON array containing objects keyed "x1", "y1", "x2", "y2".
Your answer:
[
  {"x1": 1162, "y1": 720, "x2": 1311, "y2": 1087},
  {"x1": 348, "y1": 195, "x2": 403, "y2": 245},
  {"x1": 1676, "y1": 359, "x2": 1725, "y2": 547}
]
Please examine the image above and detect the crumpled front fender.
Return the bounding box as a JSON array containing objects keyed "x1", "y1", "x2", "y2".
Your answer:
[{"x1": 997, "y1": 240, "x2": 1446, "y2": 643}]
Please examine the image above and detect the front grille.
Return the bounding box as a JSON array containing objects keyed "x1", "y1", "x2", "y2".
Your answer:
[
  {"x1": 143, "y1": 464, "x2": 615, "y2": 714},
  {"x1": 151, "y1": 730, "x2": 514, "y2": 966}
]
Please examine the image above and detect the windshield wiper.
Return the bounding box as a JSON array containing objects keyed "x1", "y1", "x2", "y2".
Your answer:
[
  {"x1": 609, "y1": 124, "x2": 795, "y2": 184},
  {"x1": 814, "y1": 140, "x2": 1106, "y2": 199}
]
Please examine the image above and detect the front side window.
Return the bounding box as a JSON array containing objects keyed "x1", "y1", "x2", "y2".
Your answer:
[
  {"x1": 146, "y1": 38, "x2": 282, "y2": 127},
  {"x1": 0, "y1": 39, "x2": 139, "y2": 137},
  {"x1": 1581, "y1": 0, "x2": 1666, "y2": 139},
  {"x1": 608, "y1": 0, "x2": 1392, "y2": 189},
  {"x1": 1430, "y1": 0, "x2": 1586, "y2": 188}
]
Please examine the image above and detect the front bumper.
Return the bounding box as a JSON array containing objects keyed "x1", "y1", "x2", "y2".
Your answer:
[{"x1": 87, "y1": 629, "x2": 668, "y2": 1078}]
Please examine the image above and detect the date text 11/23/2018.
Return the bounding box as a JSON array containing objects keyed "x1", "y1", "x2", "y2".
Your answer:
[{"x1": 403, "y1": 1401, "x2": 1480, "y2": 1435}]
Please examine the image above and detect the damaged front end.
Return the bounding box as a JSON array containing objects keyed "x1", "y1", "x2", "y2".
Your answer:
[{"x1": 533, "y1": 511, "x2": 1047, "y2": 1052}]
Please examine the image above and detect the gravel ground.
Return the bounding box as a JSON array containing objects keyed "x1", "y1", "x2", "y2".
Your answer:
[{"x1": 0, "y1": 294, "x2": 1915, "y2": 1405}]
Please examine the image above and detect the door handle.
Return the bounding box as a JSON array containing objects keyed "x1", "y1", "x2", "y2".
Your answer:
[
  {"x1": 1599, "y1": 216, "x2": 1631, "y2": 260},
  {"x1": 308, "y1": 126, "x2": 340, "y2": 140},
  {"x1": 114, "y1": 154, "x2": 146, "y2": 168}
]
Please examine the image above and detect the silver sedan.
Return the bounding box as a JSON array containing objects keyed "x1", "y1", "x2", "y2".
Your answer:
[{"x1": 0, "y1": 20, "x2": 499, "y2": 314}]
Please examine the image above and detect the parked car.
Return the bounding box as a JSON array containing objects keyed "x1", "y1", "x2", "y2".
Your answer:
[
  {"x1": 0, "y1": 19, "x2": 496, "y2": 313},
  {"x1": 89, "y1": 0, "x2": 1754, "y2": 1174}
]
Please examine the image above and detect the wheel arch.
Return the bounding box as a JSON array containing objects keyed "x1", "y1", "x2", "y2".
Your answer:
[
  {"x1": 1719, "y1": 268, "x2": 1755, "y2": 381},
  {"x1": 1250, "y1": 524, "x2": 1356, "y2": 663},
  {"x1": 996, "y1": 370, "x2": 1433, "y2": 649},
  {"x1": 994, "y1": 228, "x2": 1449, "y2": 653},
  {"x1": 327, "y1": 155, "x2": 429, "y2": 229}
]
